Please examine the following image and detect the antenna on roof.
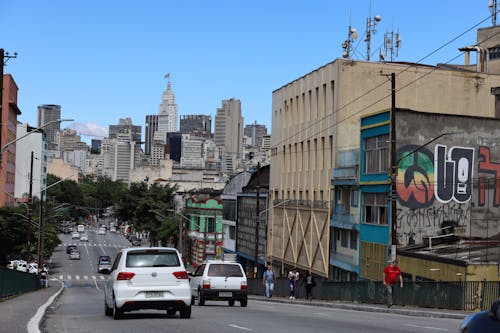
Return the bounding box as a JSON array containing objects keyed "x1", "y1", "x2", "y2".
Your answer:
[
  {"x1": 342, "y1": 10, "x2": 358, "y2": 59},
  {"x1": 380, "y1": 29, "x2": 402, "y2": 62},
  {"x1": 365, "y1": 13, "x2": 382, "y2": 61},
  {"x1": 489, "y1": 0, "x2": 498, "y2": 26}
]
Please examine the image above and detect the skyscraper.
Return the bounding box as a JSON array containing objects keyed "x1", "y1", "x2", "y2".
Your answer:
[
  {"x1": 158, "y1": 75, "x2": 178, "y2": 136},
  {"x1": 145, "y1": 114, "x2": 159, "y2": 156},
  {"x1": 214, "y1": 98, "x2": 243, "y2": 173},
  {"x1": 37, "y1": 104, "x2": 61, "y2": 150},
  {"x1": 180, "y1": 114, "x2": 212, "y2": 138},
  {"x1": 244, "y1": 121, "x2": 267, "y2": 148},
  {"x1": 108, "y1": 118, "x2": 141, "y2": 143}
]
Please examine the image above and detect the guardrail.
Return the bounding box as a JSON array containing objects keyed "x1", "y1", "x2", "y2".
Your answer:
[
  {"x1": 248, "y1": 278, "x2": 500, "y2": 311},
  {"x1": 0, "y1": 268, "x2": 40, "y2": 298}
]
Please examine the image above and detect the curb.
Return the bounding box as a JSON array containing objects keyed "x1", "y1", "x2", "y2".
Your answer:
[
  {"x1": 248, "y1": 295, "x2": 469, "y2": 320},
  {"x1": 27, "y1": 279, "x2": 64, "y2": 333}
]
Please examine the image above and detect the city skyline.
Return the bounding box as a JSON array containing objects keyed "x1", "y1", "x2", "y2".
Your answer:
[{"x1": 2, "y1": 1, "x2": 493, "y2": 142}]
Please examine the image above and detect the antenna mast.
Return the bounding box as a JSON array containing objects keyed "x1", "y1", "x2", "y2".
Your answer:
[
  {"x1": 365, "y1": 14, "x2": 382, "y2": 61},
  {"x1": 490, "y1": 0, "x2": 498, "y2": 26},
  {"x1": 381, "y1": 30, "x2": 402, "y2": 62}
]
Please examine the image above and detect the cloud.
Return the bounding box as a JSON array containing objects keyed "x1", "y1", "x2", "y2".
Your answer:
[{"x1": 68, "y1": 122, "x2": 108, "y2": 138}]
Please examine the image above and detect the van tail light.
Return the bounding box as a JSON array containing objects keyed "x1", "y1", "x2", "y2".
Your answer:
[
  {"x1": 241, "y1": 281, "x2": 248, "y2": 290},
  {"x1": 173, "y1": 271, "x2": 189, "y2": 279},
  {"x1": 202, "y1": 280, "x2": 211, "y2": 289},
  {"x1": 117, "y1": 272, "x2": 135, "y2": 280}
]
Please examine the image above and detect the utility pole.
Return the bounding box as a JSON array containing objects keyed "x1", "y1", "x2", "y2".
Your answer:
[
  {"x1": 0, "y1": 49, "x2": 17, "y2": 150},
  {"x1": 37, "y1": 189, "x2": 45, "y2": 271},
  {"x1": 389, "y1": 73, "x2": 398, "y2": 258},
  {"x1": 26, "y1": 151, "x2": 34, "y2": 261},
  {"x1": 253, "y1": 162, "x2": 261, "y2": 278}
]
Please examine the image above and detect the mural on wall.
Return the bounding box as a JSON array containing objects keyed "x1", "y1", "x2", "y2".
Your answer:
[{"x1": 394, "y1": 143, "x2": 491, "y2": 246}]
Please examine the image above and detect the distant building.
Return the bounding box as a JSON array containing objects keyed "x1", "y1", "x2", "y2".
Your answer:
[
  {"x1": 37, "y1": 104, "x2": 61, "y2": 150},
  {"x1": 91, "y1": 139, "x2": 101, "y2": 154},
  {"x1": 144, "y1": 114, "x2": 159, "y2": 155},
  {"x1": 244, "y1": 122, "x2": 267, "y2": 148},
  {"x1": 101, "y1": 128, "x2": 141, "y2": 183},
  {"x1": 214, "y1": 98, "x2": 243, "y2": 173},
  {"x1": 180, "y1": 114, "x2": 212, "y2": 138},
  {"x1": 108, "y1": 118, "x2": 141, "y2": 144},
  {"x1": 158, "y1": 76, "x2": 178, "y2": 135}
]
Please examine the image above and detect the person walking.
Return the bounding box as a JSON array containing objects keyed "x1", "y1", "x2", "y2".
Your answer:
[
  {"x1": 40, "y1": 267, "x2": 49, "y2": 288},
  {"x1": 383, "y1": 260, "x2": 403, "y2": 308},
  {"x1": 262, "y1": 263, "x2": 276, "y2": 299},
  {"x1": 288, "y1": 268, "x2": 299, "y2": 300},
  {"x1": 301, "y1": 270, "x2": 316, "y2": 300}
]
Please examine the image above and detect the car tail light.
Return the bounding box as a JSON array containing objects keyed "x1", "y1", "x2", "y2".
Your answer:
[
  {"x1": 173, "y1": 271, "x2": 189, "y2": 279},
  {"x1": 241, "y1": 281, "x2": 247, "y2": 290},
  {"x1": 117, "y1": 272, "x2": 135, "y2": 280},
  {"x1": 202, "y1": 280, "x2": 211, "y2": 289}
]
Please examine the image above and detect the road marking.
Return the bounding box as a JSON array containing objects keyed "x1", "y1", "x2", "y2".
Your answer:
[
  {"x1": 67, "y1": 275, "x2": 72, "y2": 280},
  {"x1": 92, "y1": 276, "x2": 97, "y2": 280},
  {"x1": 228, "y1": 324, "x2": 253, "y2": 331},
  {"x1": 75, "y1": 275, "x2": 80, "y2": 280},
  {"x1": 404, "y1": 324, "x2": 448, "y2": 331},
  {"x1": 84, "y1": 275, "x2": 88, "y2": 280},
  {"x1": 313, "y1": 312, "x2": 329, "y2": 316}
]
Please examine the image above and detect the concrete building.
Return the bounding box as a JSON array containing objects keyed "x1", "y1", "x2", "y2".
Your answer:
[
  {"x1": 144, "y1": 114, "x2": 158, "y2": 156},
  {"x1": 101, "y1": 128, "x2": 141, "y2": 183},
  {"x1": 129, "y1": 159, "x2": 173, "y2": 184},
  {"x1": 56, "y1": 128, "x2": 82, "y2": 151},
  {"x1": 0, "y1": 74, "x2": 21, "y2": 206},
  {"x1": 214, "y1": 98, "x2": 243, "y2": 173},
  {"x1": 109, "y1": 118, "x2": 141, "y2": 144},
  {"x1": 46, "y1": 158, "x2": 79, "y2": 181},
  {"x1": 14, "y1": 123, "x2": 46, "y2": 201},
  {"x1": 244, "y1": 122, "x2": 267, "y2": 148},
  {"x1": 180, "y1": 114, "x2": 212, "y2": 138},
  {"x1": 270, "y1": 55, "x2": 500, "y2": 278},
  {"x1": 180, "y1": 134, "x2": 205, "y2": 169},
  {"x1": 37, "y1": 104, "x2": 61, "y2": 150}
]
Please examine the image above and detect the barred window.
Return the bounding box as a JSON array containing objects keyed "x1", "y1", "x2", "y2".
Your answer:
[
  {"x1": 341, "y1": 229, "x2": 349, "y2": 247},
  {"x1": 364, "y1": 135, "x2": 389, "y2": 174},
  {"x1": 362, "y1": 192, "x2": 388, "y2": 225},
  {"x1": 350, "y1": 230, "x2": 358, "y2": 249}
]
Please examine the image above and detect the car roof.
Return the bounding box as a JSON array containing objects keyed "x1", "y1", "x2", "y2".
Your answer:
[{"x1": 120, "y1": 246, "x2": 179, "y2": 254}]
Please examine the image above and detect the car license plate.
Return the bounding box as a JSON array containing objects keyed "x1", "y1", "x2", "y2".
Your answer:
[
  {"x1": 219, "y1": 292, "x2": 232, "y2": 297},
  {"x1": 145, "y1": 291, "x2": 163, "y2": 298}
]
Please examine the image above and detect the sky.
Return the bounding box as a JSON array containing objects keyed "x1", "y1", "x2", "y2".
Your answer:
[{"x1": 1, "y1": 1, "x2": 496, "y2": 142}]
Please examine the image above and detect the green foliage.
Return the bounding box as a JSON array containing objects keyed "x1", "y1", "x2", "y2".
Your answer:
[{"x1": 0, "y1": 206, "x2": 30, "y2": 263}]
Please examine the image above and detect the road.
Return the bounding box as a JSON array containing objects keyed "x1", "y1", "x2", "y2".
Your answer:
[{"x1": 42, "y1": 227, "x2": 462, "y2": 333}]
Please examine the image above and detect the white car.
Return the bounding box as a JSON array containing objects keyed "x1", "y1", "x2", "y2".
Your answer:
[
  {"x1": 28, "y1": 262, "x2": 38, "y2": 274},
  {"x1": 98, "y1": 228, "x2": 106, "y2": 235},
  {"x1": 189, "y1": 260, "x2": 247, "y2": 307},
  {"x1": 104, "y1": 247, "x2": 192, "y2": 319},
  {"x1": 80, "y1": 234, "x2": 89, "y2": 242},
  {"x1": 7, "y1": 260, "x2": 28, "y2": 272},
  {"x1": 72, "y1": 232, "x2": 80, "y2": 239}
]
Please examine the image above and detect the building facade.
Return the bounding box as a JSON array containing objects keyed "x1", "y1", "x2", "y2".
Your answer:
[
  {"x1": 214, "y1": 98, "x2": 243, "y2": 173},
  {"x1": 180, "y1": 114, "x2": 212, "y2": 138},
  {"x1": 145, "y1": 114, "x2": 158, "y2": 156},
  {"x1": 158, "y1": 77, "x2": 178, "y2": 135},
  {"x1": 37, "y1": 104, "x2": 61, "y2": 150}
]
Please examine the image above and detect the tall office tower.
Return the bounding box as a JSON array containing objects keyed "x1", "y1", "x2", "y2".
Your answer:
[
  {"x1": 37, "y1": 104, "x2": 61, "y2": 150},
  {"x1": 108, "y1": 118, "x2": 142, "y2": 143},
  {"x1": 214, "y1": 98, "x2": 243, "y2": 173},
  {"x1": 56, "y1": 128, "x2": 81, "y2": 151},
  {"x1": 244, "y1": 121, "x2": 268, "y2": 148},
  {"x1": 91, "y1": 139, "x2": 102, "y2": 154},
  {"x1": 101, "y1": 129, "x2": 141, "y2": 182},
  {"x1": 145, "y1": 114, "x2": 159, "y2": 155},
  {"x1": 180, "y1": 114, "x2": 212, "y2": 138},
  {"x1": 158, "y1": 75, "x2": 178, "y2": 137}
]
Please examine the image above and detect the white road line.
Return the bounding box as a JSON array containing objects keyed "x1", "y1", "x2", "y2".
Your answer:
[
  {"x1": 92, "y1": 276, "x2": 97, "y2": 280},
  {"x1": 59, "y1": 275, "x2": 63, "y2": 280},
  {"x1": 313, "y1": 312, "x2": 329, "y2": 316},
  {"x1": 404, "y1": 324, "x2": 448, "y2": 331},
  {"x1": 75, "y1": 275, "x2": 80, "y2": 280},
  {"x1": 27, "y1": 279, "x2": 64, "y2": 333},
  {"x1": 84, "y1": 275, "x2": 88, "y2": 280},
  {"x1": 228, "y1": 324, "x2": 253, "y2": 331},
  {"x1": 67, "y1": 275, "x2": 72, "y2": 280}
]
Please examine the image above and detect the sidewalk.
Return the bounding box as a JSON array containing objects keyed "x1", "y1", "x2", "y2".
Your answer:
[
  {"x1": 0, "y1": 279, "x2": 63, "y2": 333},
  {"x1": 248, "y1": 294, "x2": 472, "y2": 320}
]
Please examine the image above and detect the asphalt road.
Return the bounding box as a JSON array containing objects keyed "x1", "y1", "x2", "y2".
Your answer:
[{"x1": 42, "y1": 228, "x2": 462, "y2": 333}]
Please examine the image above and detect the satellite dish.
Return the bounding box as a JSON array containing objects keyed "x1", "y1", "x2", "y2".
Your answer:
[
  {"x1": 374, "y1": 15, "x2": 382, "y2": 22},
  {"x1": 342, "y1": 51, "x2": 348, "y2": 58},
  {"x1": 351, "y1": 28, "x2": 358, "y2": 40}
]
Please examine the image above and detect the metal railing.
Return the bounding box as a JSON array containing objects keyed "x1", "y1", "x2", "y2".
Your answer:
[{"x1": 248, "y1": 278, "x2": 500, "y2": 311}]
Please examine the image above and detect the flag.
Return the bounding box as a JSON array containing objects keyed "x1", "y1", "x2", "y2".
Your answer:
[{"x1": 165, "y1": 73, "x2": 170, "y2": 79}]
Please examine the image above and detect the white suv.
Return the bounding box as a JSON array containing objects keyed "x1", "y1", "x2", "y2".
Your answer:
[
  {"x1": 104, "y1": 247, "x2": 192, "y2": 319},
  {"x1": 189, "y1": 260, "x2": 247, "y2": 307}
]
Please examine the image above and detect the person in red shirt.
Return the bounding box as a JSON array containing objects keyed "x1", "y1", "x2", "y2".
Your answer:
[{"x1": 383, "y1": 260, "x2": 403, "y2": 308}]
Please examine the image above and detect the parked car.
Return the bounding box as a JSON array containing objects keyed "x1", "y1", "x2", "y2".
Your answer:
[
  {"x1": 66, "y1": 245, "x2": 77, "y2": 254},
  {"x1": 69, "y1": 249, "x2": 81, "y2": 260},
  {"x1": 7, "y1": 260, "x2": 27, "y2": 272},
  {"x1": 72, "y1": 232, "x2": 80, "y2": 239},
  {"x1": 460, "y1": 300, "x2": 500, "y2": 332},
  {"x1": 98, "y1": 228, "x2": 106, "y2": 235},
  {"x1": 98, "y1": 256, "x2": 112, "y2": 274},
  {"x1": 189, "y1": 260, "x2": 247, "y2": 307},
  {"x1": 104, "y1": 247, "x2": 191, "y2": 319},
  {"x1": 28, "y1": 262, "x2": 38, "y2": 274},
  {"x1": 80, "y1": 234, "x2": 89, "y2": 242}
]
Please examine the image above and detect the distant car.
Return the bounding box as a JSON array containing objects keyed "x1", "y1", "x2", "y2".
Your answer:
[
  {"x1": 28, "y1": 262, "x2": 38, "y2": 274},
  {"x1": 66, "y1": 245, "x2": 77, "y2": 254},
  {"x1": 110, "y1": 227, "x2": 116, "y2": 233},
  {"x1": 104, "y1": 247, "x2": 191, "y2": 319},
  {"x1": 189, "y1": 260, "x2": 247, "y2": 307},
  {"x1": 460, "y1": 300, "x2": 500, "y2": 332},
  {"x1": 98, "y1": 228, "x2": 106, "y2": 235},
  {"x1": 98, "y1": 257, "x2": 112, "y2": 274},
  {"x1": 7, "y1": 260, "x2": 28, "y2": 272},
  {"x1": 69, "y1": 249, "x2": 81, "y2": 260},
  {"x1": 131, "y1": 238, "x2": 141, "y2": 246},
  {"x1": 80, "y1": 234, "x2": 89, "y2": 242},
  {"x1": 72, "y1": 232, "x2": 80, "y2": 239}
]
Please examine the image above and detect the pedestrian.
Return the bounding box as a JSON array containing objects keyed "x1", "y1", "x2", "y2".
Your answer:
[
  {"x1": 288, "y1": 268, "x2": 299, "y2": 300},
  {"x1": 301, "y1": 270, "x2": 316, "y2": 300},
  {"x1": 262, "y1": 263, "x2": 276, "y2": 299},
  {"x1": 383, "y1": 260, "x2": 403, "y2": 308},
  {"x1": 40, "y1": 267, "x2": 49, "y2": 288}
]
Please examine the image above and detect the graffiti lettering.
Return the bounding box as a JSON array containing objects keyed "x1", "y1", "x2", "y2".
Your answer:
[{"x1": 478, "y1": 146, "x2": 500, "y2": 207}]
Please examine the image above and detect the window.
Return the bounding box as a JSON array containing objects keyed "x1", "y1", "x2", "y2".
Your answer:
[
  {"x1": 349, "y1": 230, "x2": 358, "y2": 249},
  {"x1": 350, "y1": 189, "x2": 359, "y2": 207},
  {"x1": 341, "y1": 229, "x2": 349, "y2": 247},
  {"x1": 364, "y1": 134, "x2": 389, "y2": 173},
  {"x1": 207, "y1": 217, "x2": 215, "y2": 232},
  {"x1": 229, "y1": 226, "x2": 236, "y2": 240},
  {"x1": 363, "y1": 193, "x2": 388, "y2": 224},
  {"x1": 126, "y1": 250, "x2": 180, "y2": 267}
]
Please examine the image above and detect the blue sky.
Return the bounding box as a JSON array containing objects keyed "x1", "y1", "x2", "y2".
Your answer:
[{"x1": 1, "y1": 1, "x2": 495, "y2": 142}]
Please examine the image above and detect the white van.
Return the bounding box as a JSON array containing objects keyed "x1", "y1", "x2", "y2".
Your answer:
[{"x1": 77, "y1": 224, "x2": 85, "y2": 233}]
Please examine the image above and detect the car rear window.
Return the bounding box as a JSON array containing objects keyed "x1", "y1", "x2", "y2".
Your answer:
[
  {"x1": 207, "y1": 264, "x2": 244, "y2": 277},
  {"x1": 126, "y1": 250, "x2": 180, "y2": 268}
]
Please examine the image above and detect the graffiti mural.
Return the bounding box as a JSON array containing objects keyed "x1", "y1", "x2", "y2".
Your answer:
[
  {"x1": 478, "y1": 146, "x2": 500, "y2": 207},
  {"x1": 396, "y1": 145, "x2": 435, "y2": 208}
]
